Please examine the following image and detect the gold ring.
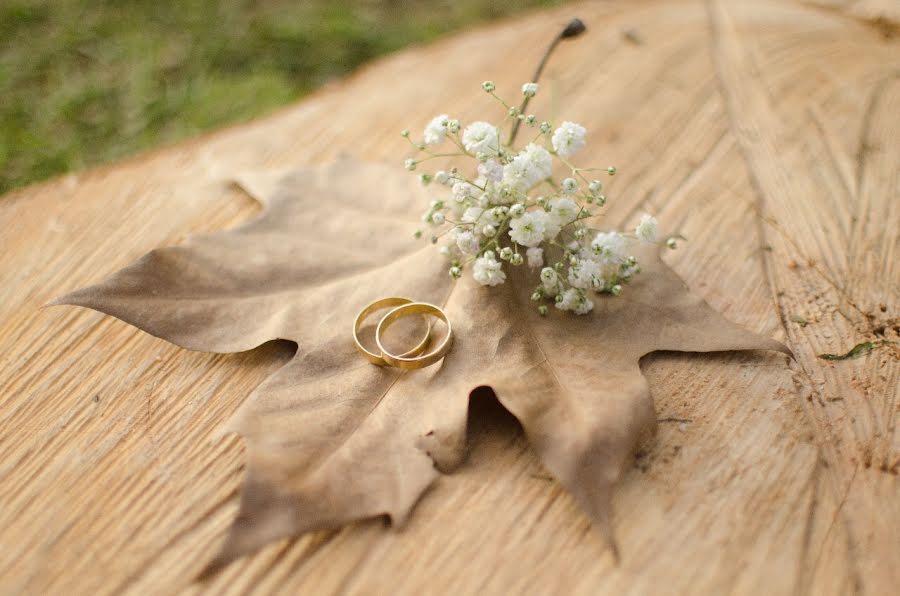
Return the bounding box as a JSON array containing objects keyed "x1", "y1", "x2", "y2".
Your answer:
[
  {"x1": 376, "y1": 302, "x2": 452, "y2": 370},
  {"x1": 354, "y1": 297, "x2": 432, "y2": 366}
]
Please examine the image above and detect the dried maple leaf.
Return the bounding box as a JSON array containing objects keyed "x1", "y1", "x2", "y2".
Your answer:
[{"x1": 54, "y1": 158, "x2": 789, "y2": 575}]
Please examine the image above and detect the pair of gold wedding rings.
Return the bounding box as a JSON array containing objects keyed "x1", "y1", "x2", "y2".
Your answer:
[{"x1": 353, "y1": 298, "x2": 453, "y2": 370}]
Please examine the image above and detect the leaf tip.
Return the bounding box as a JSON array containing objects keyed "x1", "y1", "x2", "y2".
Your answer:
[
  {"x1": 769, "y1": 338, "x2": 794, "y2": 359},
  {"x1": 194, "y1": 555, "x2": 230, "y2": 583},
  {"x1": 590, "y1": 508, "x2": 621, "y2": 564},
  {"x1": 44, "y1": 293, "x2": 73, "y2": 309}
]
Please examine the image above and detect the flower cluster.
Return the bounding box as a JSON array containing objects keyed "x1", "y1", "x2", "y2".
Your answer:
[{"x1": 405, "y1": 82, "x2": 670, "y2": 315}]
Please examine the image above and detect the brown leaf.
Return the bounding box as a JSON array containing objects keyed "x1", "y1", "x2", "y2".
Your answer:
[{"x1": 54, "y1": 158, "x2": 790, "y2": 575}]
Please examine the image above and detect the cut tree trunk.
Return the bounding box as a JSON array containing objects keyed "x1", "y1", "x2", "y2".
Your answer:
[{"x1": 0, "y1": 0, "x2": 896, "y2": 594}]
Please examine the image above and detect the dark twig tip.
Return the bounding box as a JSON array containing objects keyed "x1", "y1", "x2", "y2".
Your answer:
[{"x1": 561, "y1": 18, "x2": 587, "y2": 39}]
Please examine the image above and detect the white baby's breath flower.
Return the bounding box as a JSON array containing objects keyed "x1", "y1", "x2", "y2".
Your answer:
[
  {"x1": 575, "y1": 298, "x2": 594, "y2": 315},
  {"x1": 567, "y1": 258, "x2": 601, "y2": 289},
  {"x1": 477, "y1": 159, "x2": 503, "y2": 183},
  {"x1": 526, "y1": 247, "x2": 544, "y2": 268},
  {"x1": 473, "y1": 254, "x2": 506, "y2": 286},
  {"x1": 591, "y1": 231, "x2": 626, "y2": 263},
  {"x1": 556, "y1": 288, "x2": 593, "y2": 315},
  {"x1": 537, "y1": 209, "x2": 561, "y2": 240},
  {"x1": 431, "y1": 212, "x2": 445, "y2": 226},
  {"x1": 561, "y1": 178, "x2": 578, "y2": 194},
  {"x1": 509, "y1": 211, "x2": 546, "y2": 248},
  {"x1": 522, "y1": 143, "x2": 553, "y2": 181},
  {"x1": 550, "y1": 197, "x2": 579, "y2": 226},
  {"x1": 522, "y1": 82, "x2": 539, "y2": 97},
  {"x1": 635, "y1": 214, "x2": 658, "y2": 243},
  {"x1": 504, "y1": 143, "x2": 553, "y2": 194},
  {"x1": 434, "y1": 170, "x2": 450, "y2": 185},
  {"x1": 556, "y1": 287, "x2": 578, "y2": 311},
  {"x1": 509, "y1": 203, "x2": 525, "y2": 218},
  {"x1": 551, "y1": 121, "x2": 587, "y2": 157},
  {"x1": 573, "y1": 294, "x2": 594, "y2": 315},
  {"x1": 455, "y1": 230, "x2": 480, "y2": 255},
  {"x1": 424, "y1": 114, "x2": 449, "y2": 145},
  {"x1": 452, "y1": 181, "x2": 476, "y2": 203},
  {"x1": 540, "y1": 267, "x2": 559, "y2": 293},
  {"x1": 463, "y1": 122, "x2": 499, "y2": 155},
  {"x1": 501, "y1": 156, "x2": 532, "y2": 194}
]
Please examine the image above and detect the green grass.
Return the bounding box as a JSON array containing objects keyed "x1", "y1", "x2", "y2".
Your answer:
[{"x1": 0, "y1": 0, "x2": 566, "y2": 194}]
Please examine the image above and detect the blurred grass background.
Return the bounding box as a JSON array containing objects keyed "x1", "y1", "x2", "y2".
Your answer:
[{"x1": 0, "y1": 0, "x2": 566, "y2": 194}]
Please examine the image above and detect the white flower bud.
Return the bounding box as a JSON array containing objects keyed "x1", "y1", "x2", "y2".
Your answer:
[
  {"x1": 482, "y1": 80, "x2": 496, "y2": 92},
  {"x1": 432, "y1": 212, "x2": 445, "y2": 225},
  {"x1": 666, "y1": 237, "x2": 678, "y2": 249},
  {"x1": 434, "y1": 170, "x2": 450, "y2": 185},
  {"x1": 510, "y1": 253, "x2": 524, "y2": 266},
  {"x1": 499, "y1": 247, "x2": 513, "y2": 260},
  {"x1": 404, "y1": 158, "x2": 417, "y2": 171},
  {"x1": 449, "y1": 266, "x2": 462, "y2": 279},
  {"x1": 588, "y1": 180, "x2": 602, "y2": 193},
  {"x1": 482, "y1": 224, "x2": 497, "y2": 238},
  {"x1": 607, "y1": 166, "x2": 617, "y2": 175},
  {"x1": 540, "y1": 267, "x2": 558, "y2": 285},
  {"x1": 525, "y1": 114, "x2": 536, "y2": 125},
  {"x1": 540, "y1": 121, "x2": 552, "y2": 133},
  {"x1": 447, "y1": 119, "x2": 460, "y2": 133},
  {"x1": 521, "y1": 82, "x2": 538, "y2": 97},
  {"x1": 440, "y1": 245, "x2": 451, "y2": 257},
  {"x1": 509, "y1": 204, "x2": 525, "y2": 218},
  {"x1": 561, "y1": 178, "x2": 578, "y2": 193}
]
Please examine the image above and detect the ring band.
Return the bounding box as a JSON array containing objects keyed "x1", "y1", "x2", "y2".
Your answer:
[
  {"x1": 353, "y1": 297, "x2": 432, "y2": 366},
  {"x1": 376, "y1": 302, "x2": 452, "y2": 370}
]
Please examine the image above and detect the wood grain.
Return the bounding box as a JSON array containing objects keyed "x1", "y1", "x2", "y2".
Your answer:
[{"x1": 0, "y1": 0, "x2": 896, "y2": 594}]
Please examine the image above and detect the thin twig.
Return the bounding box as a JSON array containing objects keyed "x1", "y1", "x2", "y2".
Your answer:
[{"x1": 508, "y1": 18, "x2": 587, "y2": 146}]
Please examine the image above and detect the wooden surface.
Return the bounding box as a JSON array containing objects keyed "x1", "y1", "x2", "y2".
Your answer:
[{"x1": 1, "y1": 0, "x2": 897, "y2": 594}]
